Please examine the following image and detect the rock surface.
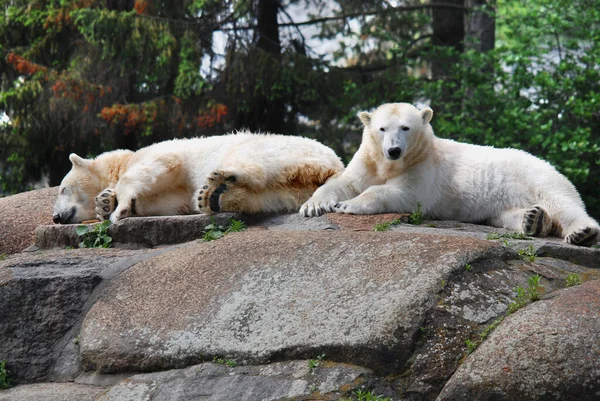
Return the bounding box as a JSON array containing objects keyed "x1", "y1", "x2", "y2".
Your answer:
[
  {"x1": 0, "y1": 187, "x2": 57, "y2": 255},
  {"x1": 97, "y1": 360, "x2": 378, "y2": 401},
  {"x1": 1, "y1": 188, "x2": 600, "y2": 401},
  {"x1": 437, "y1": 279, "x2": 600, "y2": 401}
]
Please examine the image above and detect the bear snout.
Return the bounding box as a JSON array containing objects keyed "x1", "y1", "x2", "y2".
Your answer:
[
  {"x1": 53, "y1": 206, "x2": 76, "y2": 224},
  {"x1": 387, "y1": 147, "x2": 402, "y2": 160}
]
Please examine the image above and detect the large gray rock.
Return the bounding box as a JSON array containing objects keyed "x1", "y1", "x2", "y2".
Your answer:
[
  {"x1": 0, "y1": 247, "x2": 162, "y2": 382},
  {"x1": 437, "y1": 280, "x2": 600, "y2": 401},
  {"x1": 0, "y1": 382, "x2": 105, "y2": 401},
  {"x1": 79, "y1": 230, "x2": 512, "y2": 374},
  {"x1": 97, "y1": 360, "x2": 379, "y2": 401}
]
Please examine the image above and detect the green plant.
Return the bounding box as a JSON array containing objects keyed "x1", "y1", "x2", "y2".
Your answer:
[
  {"x1": 441, "y1": 279, "x2": 446, "y2": 289},
  {"x1": 592, "y1": 244, "x2": 600, "y2": 249},
  {"x1": 0, "y1": 254, "x2": 6, "y2": 262},
  {"x1": 374, "y1": 218, "x2": 402, "y2": 232},
  {"x1": 212, "y1": 356, "x2": 237, "y2": 367},
  {"x1": 518, "y1": 245, "x2": 537, "y2": 262},
  {"x1": 479, "y1": 317, "x2": 504, "y2": 342},
  {"x1": 486, "y1": 232, "x2": 531, "y2": 240},
  {"x1": 308, "y1": 353, "x2": 325, "y2": 372},
  {"x1": 76, "y1": 220, "x2": 112, "y2": 248},
  {"x1": 464, "y1": 263, "x2": 472, "y2": 271},
  {"x1": 408, "y1": 202, "x2": 424, "y2": 225},
  {"x1": 0, "y1": 360, "x2": 11, "y2": 390},
  {"x1": 202, "y1": 218, "x2": 247, "y2": 242},
  {"x1": 427, "y1": 223, "x2": 436, "y2": 228},
  {"x1": 565, "y1": 273, "x2": 582, "y2": 287},
  {"x1": 465, "y1": 339, "x2": 478, "y2": 354},
  {"x1": 507, "y1": 274, "x2": 543, "y2": 313},
  {"x1": 309, "y1": 383, "x2": 319, "y2": 392},
  {"x1": 352, "y1": 389, "x2": 392, "y2": 401}
]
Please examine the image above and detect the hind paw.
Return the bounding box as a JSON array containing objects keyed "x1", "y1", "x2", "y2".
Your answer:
[
  {"x1": 522, "y1": 205, "x2": 551, "y2": 236},
  {"x1": 565, "y1": 226, "x2": 599, "y2": 247},
  {"x1": 95, "y1": 188, "x2": 117, "y2": 221},
  {"x1": 197, "y1": 170, "x2": 238, "y2": 214}
]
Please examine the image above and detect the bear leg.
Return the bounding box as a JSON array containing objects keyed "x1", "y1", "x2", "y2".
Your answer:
[
  {"x1": 94, "y1": 188, "x2": 117, "y2": 221},
  {"x1": 197, "y1": 170, "x2": 244, "y2": 214},
  {"x1": 522, "y1": 204, "x2": 552, "y2": 237},
  {"x1": 564, "y1": 222, "x2": 599, "y2": 246}
]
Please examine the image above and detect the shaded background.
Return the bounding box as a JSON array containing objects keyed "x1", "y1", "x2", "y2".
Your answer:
[{"x1": 1, "y1": 0, "x2": 598, "y2": 218}]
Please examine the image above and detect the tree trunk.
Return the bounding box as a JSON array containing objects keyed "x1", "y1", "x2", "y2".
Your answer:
[
  {"x1": 466, "y1": 0, "x2": 495, "y2": 53},
  {"x1": 252, "y1": 0, "x2": 284, "y2": 134},
  {"x1": 431, "y1": 0, "x2": 465, "y2": 80}
]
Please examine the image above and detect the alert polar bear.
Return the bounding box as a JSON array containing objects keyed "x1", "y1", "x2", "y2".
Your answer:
[
  {"x1": 300, "y1": 102, "x2": 599, "y2": 246},
  {"x1": 53, "y1": 132, "x2": 343, "y2": 224}
]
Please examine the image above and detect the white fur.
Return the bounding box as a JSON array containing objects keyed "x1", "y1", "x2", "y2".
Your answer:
[
  {"x1": 300, "y1": 103, "x2": 599, "y2": 246},
  {"x1": 54, "y1": 131, "x2": 343, "y2": 224}
]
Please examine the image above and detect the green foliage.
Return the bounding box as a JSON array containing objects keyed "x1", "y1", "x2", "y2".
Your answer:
[
  {"x1": 76, "y1": 220, "x2": 112, "y2": 248},
  {"x1": 212, "y1": 356, "x2": 237, "y2": 367},
  {"x1": 0, "y1": 360, "x2": 11, "y2": 390},
  {"x1": 0, "y1": 254, "x2": 6, "y2": 261},
  {"x1": 374, "y1": 218, "x2": 402, "y2": 232},
  {"x1": 464, "y1": 263, "x2": 472, "y2": 271},
  {"x1": 339, "y1": 390, "x2": 392, "y2": 401},
  {"x1": 486, "y1": 232, "x2": 531, "y2": 240},
  {"x1": 507, "y1": 274, "x2": 543, "y2": 313},
  {"x1": 408, "y1": 203, "x2": 424, "y2": 225},
  {"x1": 565, "y1": 273, "x2": 582, "y2": 287},
  {"x1": 465, "y1": 339, "x2": 478, "y2": 354},
  {"x1": 518, "y1": 245, "x2": 537, "y2": 262},
  {"x1": 202, "y1": 218, "x2": 247, "y2": 242},
  {"x1": 307, "y1": 353, "x2": 325, "y2": 372}
]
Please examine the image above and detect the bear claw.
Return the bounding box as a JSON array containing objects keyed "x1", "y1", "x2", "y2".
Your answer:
[
  {"x1": 522, "y1": 205, "x2": 550, "y2": 237},
  {"x1": 95, "y1": 188, "x2": 117, "y2": 221}
]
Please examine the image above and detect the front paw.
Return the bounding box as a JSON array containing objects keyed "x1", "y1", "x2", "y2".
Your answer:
[
  {"x1": 95, "y1": 188, "x2": 117, "y2": 221},
  {"x1": 299, "y1": 200, "x2": 336, "y2": 217},
  {"x1": 333, "y1": 200, "x2": 371, "y2": 215},
  {"x1": 565, "y1": 226, "x2": 599, "y2": 247}
]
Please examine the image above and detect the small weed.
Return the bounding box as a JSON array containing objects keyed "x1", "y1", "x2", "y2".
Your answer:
[
  {"x1": 464, "y1": 263, "x2": 472, "y2": 271},
  {"x1": 502, "y1": 239, "x2": 510, "y2": 247},
  {"x1": 0, "y1": 360, "x2": 11, "y2": 390},
  {"x1": 202, "y1": 218, "x2": 247, "y2": 242},
  {"x1": 212, "y1": 356, "x2": 237, "y2": 367},
  {"x1": 353, "y1": 389, "x2": 392, "y2": 401},
  {"x1": 465, "y1": 339, "x2": 478, "y2": 354},
  {"x1": 486, "y1": 232, "x2": 531, "y2": 241},
  {"x1": 507, "y1": 274, "x2": 543, "y2": 314},
  {"x1": 440, "y1": 279, "x2": 446, "y2": 289},
  {"x1": 565, "y1": 273, "x2": 582, "y2": 287},
  {"x1": 374, "y1": 218, "x2": 402, "y2": 232},
  {"x1": 518, "y1": 245, "x2": 537, "y2": 262},
  {"x1": 0, "y1": 254, "x2": 6, "y2": 261},
  {"x1": 592, "y1": 244, "x2": 600, "y2": 249},
  {"x1": 408, "y1": 202, "x2": 424, "y2": 225},
  {"x1": 76, "y1": 220, "x2": 112, "y2": 248},
  {"x1": 427, "y1": 223, "x2": 437, "y2": 228},
  {"x1": 419, "y1": 326, "x2": 427, "y2": 333},
  {"x1": 65, "y1": 245, "x2": 75, "y2": 250},
  {"x1": 308, "y1": 353, "x2": 325, "y2": 372},
  {"x1": 479, "y1": 317, "x2": 504, "y2": 342},
  {"x1": 309, "y1": 383, "x2": 319, "y2": 392}
]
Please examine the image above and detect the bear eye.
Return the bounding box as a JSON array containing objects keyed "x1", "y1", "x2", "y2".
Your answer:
[
  {"x1": 401, "y1": 126, "x2": 410, "y2": 131},
  {"x1": 380, "y1": 127, "x2": 385, "y2": 132}
]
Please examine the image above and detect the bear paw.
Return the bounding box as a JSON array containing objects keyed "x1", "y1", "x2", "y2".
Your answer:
[
  {"x1": 522, "y1": 205, "x2": 551, "y2": 237},
  {"x1": 197, "y1": 170, "x2": 237, "y2": 214},
  {"x1": 95, "y1": 188, "x2": 117, "y2": 221},
  {"x1": 299, "y1": 200, "x2": 336, "y2": 217},
  {"x1": 565, "y1": 226, "x2": 599, "y2": 247}
]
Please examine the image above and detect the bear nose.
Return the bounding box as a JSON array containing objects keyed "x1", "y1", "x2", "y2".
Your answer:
[
  {"x1": 53, "y1": 214, "x2": 62, "y2": 224},
  {"x1": 388, "y1": 147, "x2": 402, "y2": 159}
]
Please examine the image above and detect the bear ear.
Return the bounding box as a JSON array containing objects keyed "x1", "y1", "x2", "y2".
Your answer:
[
  {"x1": 358, "y1": 111, "x2": 372, "y2": 127},
  {"x1": 69, "y1": 153, "x2": 90, "y2": 168},
  {"x1": 421, "y1": 108, "x2": 433, "y2": 124}
]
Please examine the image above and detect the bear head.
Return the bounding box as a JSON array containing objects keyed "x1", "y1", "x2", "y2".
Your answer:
[
  {"x1": 358, "y1": 103, "x2": 433, "y2": 161},
  {"x1": 52, "y1": 153, "x2": 104, "y2": 224}
]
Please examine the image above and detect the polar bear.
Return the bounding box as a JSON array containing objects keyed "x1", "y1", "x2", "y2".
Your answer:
[
  {"x1": 53, "y1": 132, "x2": 343, "y2": 224},
  {"x1": 300, "y1": 102, "x2": 599, "y2": 246}
]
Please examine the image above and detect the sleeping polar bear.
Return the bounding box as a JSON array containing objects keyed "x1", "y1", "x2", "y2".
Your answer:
[
  {"x1": 53, "y1": 132, "x2": 343, "y2": 224},
  {"x1": 300, "y1": 102, "x2": 599, "y2": 246}
]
